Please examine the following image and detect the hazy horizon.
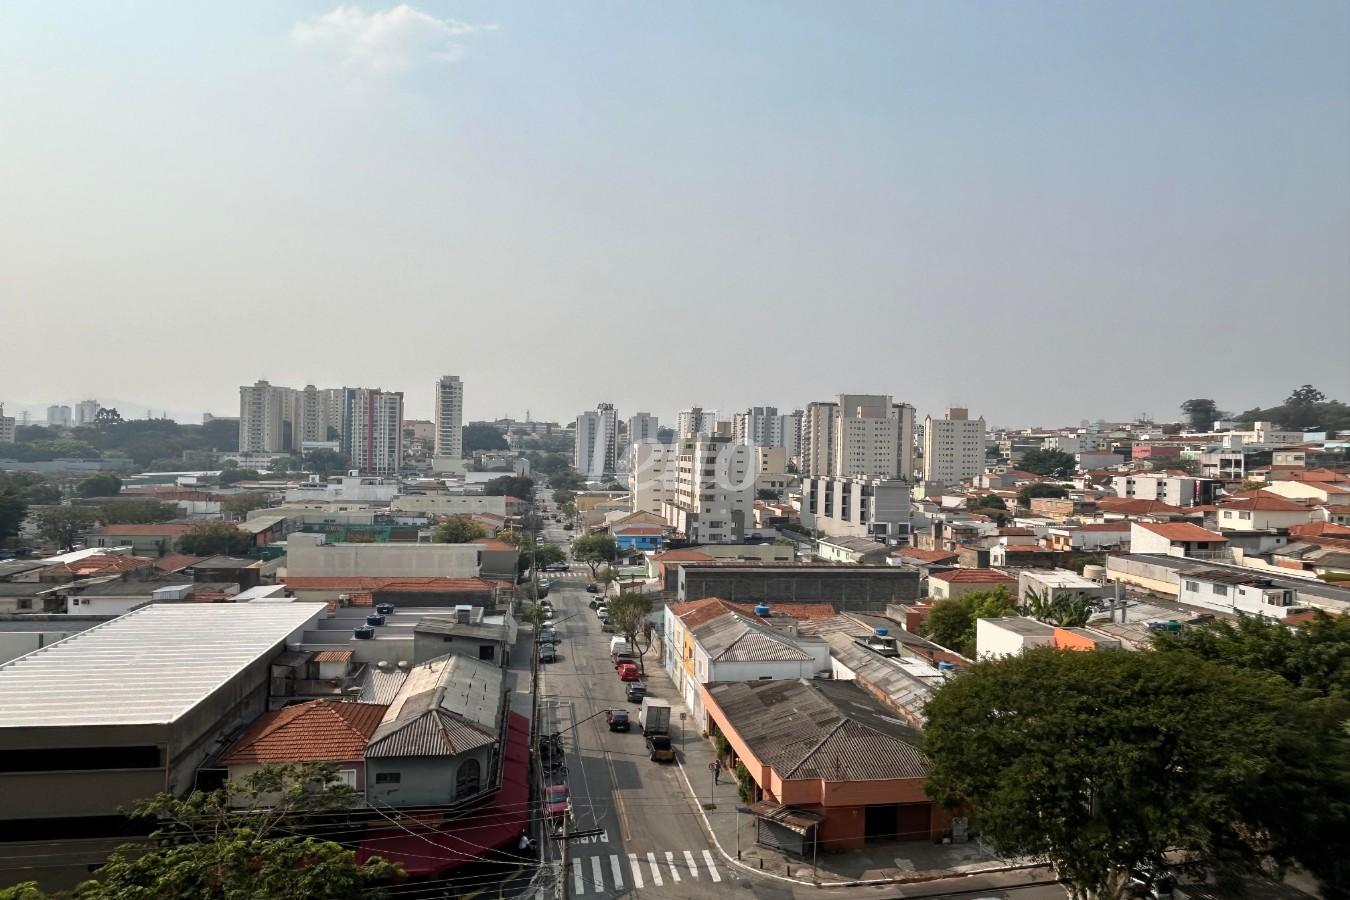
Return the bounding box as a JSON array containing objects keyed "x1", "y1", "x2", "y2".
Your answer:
[{"x1": 2, "y1": 2, "x2": 1346, "y2": 427}]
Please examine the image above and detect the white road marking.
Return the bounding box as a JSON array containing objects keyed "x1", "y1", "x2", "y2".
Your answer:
[
  {"x1": 684, "y1": 849, "x2": 699, "y2": 878},
  {"x1": 572, "y1": 858, "x2": 583, "y2": 895},
  {"x1": 590, "y1": 856, "x2": 604, "y2": 893},
  {"x1": 703, "y1": 849, "x2": 723, "y2": 882},
  {"x1": 647, "y1": 852, "x2": 663, "y2": 887},
  {"x1": 665, "y1": 850, "x2": 682, "y2": 882},
  {"x1": 609, "y1": 854, "x2": 624, "y2": 890},
  {"x1": 628, "y1": 853, "x2": 644, "y2": 889}
]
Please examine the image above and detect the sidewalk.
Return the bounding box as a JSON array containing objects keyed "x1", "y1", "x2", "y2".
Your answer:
[{"x1": 647, "y1": 667, "x2": 1049, "y2": 891}]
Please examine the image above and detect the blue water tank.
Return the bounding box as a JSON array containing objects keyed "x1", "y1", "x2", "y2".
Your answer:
[
  {"x1": 366, "y1": 614, "x2": 386, "y2": 627},
  {"x1": 376, "y1": 603, "x2": 395, "y2": 616},
  {"x1": 754, "y1": 603, "x2": 771, "y2": 616},
  {"x1": 353, "y1": 626, "x2": 374, "y2": 640},
  {"x1": 937, "y1": 661, "x2": 956, "y2": 672},
  {"x1": 874, "y1": 627, "x2": 889, "y2": 637}
]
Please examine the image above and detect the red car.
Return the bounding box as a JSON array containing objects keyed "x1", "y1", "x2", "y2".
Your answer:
[
  {"x1": 545, "y1": 784, "x2": 571, "y2": 825},
  {"x1": 616, "y1": 663, "x2": 641, "y2": 682}
]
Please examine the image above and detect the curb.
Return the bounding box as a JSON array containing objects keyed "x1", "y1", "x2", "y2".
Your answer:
[{"x1": 674, "y1": 754, "x2": 1052, "y2": 890}]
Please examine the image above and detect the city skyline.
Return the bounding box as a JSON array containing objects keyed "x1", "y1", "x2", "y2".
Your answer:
[{"x1": 1, "y1": 2, "x2": 1345, "y2": 424}]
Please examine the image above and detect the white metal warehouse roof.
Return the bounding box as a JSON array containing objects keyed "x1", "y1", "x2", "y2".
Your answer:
[{"x1": 0, "y1": 602, "x2": 327, "y2": 728}]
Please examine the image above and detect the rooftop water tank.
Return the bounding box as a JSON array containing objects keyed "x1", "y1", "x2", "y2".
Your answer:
[
  {"x1": 1082, "y1": 565, "x2": 1106, "y2": 583},
  {"x1": 366, "y1": 614, "x2": 386, "y2": 627},
  {"x1": 754, "y1": 603, "x2": 771, "y2": 616},
  {"x1": 376, "y1": 603, "x2": 395, "y2": 616},
  {"x1": 874, "y1": 626, "x2": 889, "y2": 637},
  {"x1": 353, "y1": 626, "x2": 374, "y2": 640},
  {"x1": 937, "y1": 661, "x2": 956, "y2": 672}
]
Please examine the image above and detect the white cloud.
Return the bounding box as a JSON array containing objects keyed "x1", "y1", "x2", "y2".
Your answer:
[{"x1": 292, "y1": 5, "x2": 495, "y2": 73}]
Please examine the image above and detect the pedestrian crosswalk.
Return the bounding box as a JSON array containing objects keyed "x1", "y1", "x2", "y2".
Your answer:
[{"x1": 569, "y1": 849, "x2": 722, "y2": 894}]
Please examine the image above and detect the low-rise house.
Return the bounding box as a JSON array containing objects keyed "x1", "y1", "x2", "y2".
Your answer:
[
  {"x1": 1178, "y1": 569, "x2": 1310, "y2": 620},
  {"x1": 703, "y1": 679, "x2": 949, "y2": 852},
  {"x1": 888, "y1": 547, "x2": 959, "y2": 571},
  {"x1": 976, "y1": 616, "x2": 1121, "y2": 659},
  {"x1": 219, "y1": 699, "x2": 387, "y2": 794},
  {"x1": 610, "y1": 523, "x2": 667, "y2": 552},
  {"x1": 1046, "y1": 521, "x2": 1131, "y2": 552},
  {"x1": 1016, "y1": 568, "x2": 1107, "y2": 605},
  {"x1": 412, "y1": 606, "x2": 518, "y2": 664},
  {"x1": 1129, "y1": 521, "x2": 1229, "y2": 558},
  {"x1": 364, "y1": 654, "x2": 503, "y2": 808},
  {"x1": 814, "y1": 536, "x2": 890, "y2": 565},
  {"x1": 988, "y1": 544, "x2": 1074, "y2": 568},
  {"x1": 88, "y1": 523, "x2": 196, "y2": 557},
  {"x1": 926, "y1": 568, "x2": 1017, "y2": 600},
  {"x1": 1215, "y1": 495, "x2": 1317, "y2": 532},
  {"x1": 1096, "y1": 498, "x2": 1189, "y2": 520}
]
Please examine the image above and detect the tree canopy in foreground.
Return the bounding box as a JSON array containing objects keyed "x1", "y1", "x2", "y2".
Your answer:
[{"x1": 923, "y1": 649, "x2": 1350, "y2": 900}]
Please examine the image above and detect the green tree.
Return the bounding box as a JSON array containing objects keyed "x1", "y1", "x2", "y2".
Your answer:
[
  {"x1": 462, "y1": 423, "x2": 509, "y2": 455},
  {"x1": 304, "y1": 449, "x2": 351, "y2": 478},
  {"x1": 220, "y1": 493, "x2": 269, "y2": 518},
  {"x1": 1017, "y1": 448, "x2": 1077, "y2": 477},
  {"x1": 571, "y1": 533, "x2": 617, "y2": 577},
  {"x1": 430, "y1": 515, "x2": 487, "y2": 544},
  {"x1": 552, "y1": 488, "x2": 576, "y2": 506},
  {"x1": 94, "y1": 499, "x2": 178, "y2": 525},
  {"x1": 42, "y1": 762, "x2": 402, "y2": 900},
  {"x1": 521, "y1": 602, "x2": 548, "y2": 628},
  {"x1": 756, "y1": 489, "x2": 781, "y2": 502},
  {"x1": 0, "y1": 494, "x2": 28, "y2": 546},
  {"x1": 483, "y1": 475, "x2": 534, "y2": 498},
  {"x1": 92, "y1": 407, "x2": 123, "y2": 428},
  {"x1": 923, "y1": 649, "x2": 1350, "y2": 900},
  {"x1": 1018, "y1": 481, "x2": 1069, "y2": 507},
  {"x1": 217, "y1": 468, "x2": 261, "y2": 486},
  {"x1": 1147, "y1": 455, "x2": 1200, "y2": 475},
  {"x1": 1180, "y1": 398, "x2": 1224, "y2": 432},
  {"x1": 965, "y1": 494, "x2": 1007, "y2": 511},
  {"x1": 76, "y1": 474, "x2": 122, "y2": 498},
  {"x1": 1287, "y1": 384, "x2": 1327, "y2": 406},
  {"x1": 1022, "y1": 589, "x2": 1094, "y2": 628},
  {"x1": 176, "y1": 521, "x2": 252, "y2": 556},
  {"x1": 607, "y1": 590, "x2": 653, "y2": 673},
  {"x1": 548, "y1": 470, "x2": 586, "y2": 492},
  {"x1": 33, "y1": 506, "x2": 101, "y2": 552},
  {"x1": 921, "y1": 587, "x2": 1018, "y2": 657},
  {"x1": 0, "y1": 473, "x2": 61, "y2": 505},
  {"x1": 1153, "y1": 610, "x2": 1350, "y2": 699}
]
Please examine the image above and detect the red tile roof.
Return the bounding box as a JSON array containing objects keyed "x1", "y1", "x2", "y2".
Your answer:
[
  {"x1": 725, "y1": 601, "x2": 837, "y2": 621},
  {"x1": 1218, "y1": 496, "x2": 1313, "y2": 512},
  {"x1": 1097, "y1": 498, "x2": 1186, "y2": 516},
  {"x1": 90, "y1": 524, "x2": 195, "y2": 536},
  {"x1": 999, "y1": 544, "x2": 1053, "y2": 553},
  {"x1": 612, "y1": 525, "x2": 664, "y2": 536},
  {"x1": 1289, "y1": 522, "x2": 1350, "y2": 539},
  {"x1": 475, "y1": 539, "x2": 518, "y2": 552},
  {"x1": 928, "y1": 568, "x2": 1018, "y2": 584},
  {"x1": 153, "y1": 553, "x2": 204, "y2": 573},
  {"x1": 220, "y1": 701, "x2": 387, "y2": 765},
  {"x1": 891, "y1": 547, "x2": 960, "y2": 562},
  {"x1": 1275, "y1": 468, "x2": 1350, "y2": 483},
  {"x1": 67, "y1": 555, "x2": 157, "y2": 576},
  {"x1": 1073, "y1": 522, "x2": 1132, "y2": 532},
  {"x1": 671, "y1": 598, "x2": 763, "y2": 629},
  {"x1": 314, "y1": 649, "x2": 354, "y2": 663},
  {"x1": 1135, "y1": 522, "x2": 1228, "y2": 542},
  {"x1": 653, "y1": 549, "x2": 716, "y2": 563}
]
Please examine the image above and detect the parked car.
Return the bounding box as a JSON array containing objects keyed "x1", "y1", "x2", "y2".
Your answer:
[
  {"x1": 540, "y1": 645, "x2": 557, "y2": 663},
  {"x1": 545, "y1": 784, "x2": 571, "y2": 826},
  {"x1": 586, "y1": 584, "x2": 600, "y2": 594},
  {"x1": 626, "y1": 682, "x2": 648, "y2": 704},
  {"x1": 594, "y1": 604, "x2": 608, "y2": 618},
  {"x1": 646, "y1": 734, "x2": 675, "y2": 763},
  {"x1": 606, "y1": 709, "x2": 630, "y2": 732},
  {"x1": 601, "y1": 620, "x2": 619, "y2": 634},
  {"x1": 588, "y1": 599, "x2": 600, "y2": 609},
  {"x1": 616, "y1": 663, "x2": 641, "y2": 682},
  {"x1": 537, "y1": 628, "x2": 558, "y2": 644}
]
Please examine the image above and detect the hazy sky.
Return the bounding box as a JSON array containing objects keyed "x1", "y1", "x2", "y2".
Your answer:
[{"x1": 1, "y1": 2, "x2": 1346, "y2": 428}]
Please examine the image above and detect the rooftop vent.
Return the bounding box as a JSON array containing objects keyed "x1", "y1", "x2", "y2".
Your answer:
[
  {"x1": 455, "y1": 604, "x2": 472, "y2": 624},
  {"x1": 376, "y1": 603, "x2": 395, "y2": 616},
  {"x1": 353, "y1": 626, "x2": 374, "y2": 640},
  {"x1": 366, "y1": 614, "x2": 385, "y2": 627}
]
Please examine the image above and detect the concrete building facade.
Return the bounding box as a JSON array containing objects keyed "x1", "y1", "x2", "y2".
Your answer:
[
  {"x1": 628, "y1": 442, "x2": 677, "y2": 517},
  {"x1": 433, "y1": 375, "x2": 464, "y2": 460},
  {"x1": 574, "y1": 403, "x2": 618, "y2": 477},
  {"x1": 922, "y1": 408, "x2": 986, "y2": 485},
  {"x1": 661, "y1": 435, "x2": 753, "y2": 543},
  {"x1": 238, "y1": 380, "x2": 289, "y2": 453},
  {"x1": 342, "y1": 388, "x2": 404, "y2": 477},
  {"x1": 799, "y1": 477, "x2": 912, "y2": 540}
]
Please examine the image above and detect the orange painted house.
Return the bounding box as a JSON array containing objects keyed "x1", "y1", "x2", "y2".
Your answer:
[{"x1": 701, "y1": 679, "x2": 951, "y2": 852}]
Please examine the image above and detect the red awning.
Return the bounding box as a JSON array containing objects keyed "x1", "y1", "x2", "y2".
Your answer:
[{"x1": 358, "y1": 711, "x2": 531, "y2": 876}]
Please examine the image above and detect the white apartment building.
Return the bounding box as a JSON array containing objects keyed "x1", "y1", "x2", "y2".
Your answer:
[
  {"x1": 732, "y1": 406, "x2": 780, "y2": 447},
  {"x1": 342, "y1": 388, "x2": 404, "y2": 476},
  {"x1": 74, "y1": 400, "x2": 100, "y2": 426},
  {"x1": 574, "y1": 403, "x2": 618, "y2": 477},
  {"x1": 46, "y1": 405, "x2": 72, "y2": 428},
  {"x1": 803, "y1": 395, "x2": 914, "y2": 480},
  {"x1": 922, "y1": 408, "x2": 986, "y2": 486},
  {"x1": 293, "y1": 384, "x2": 337, "y2": 445},
  {"x1": 779, "y1": 410, "x2": 803, "y2": 462},
  {"x1": 799, "y1": 476, "x2": 912, "y2": 540},
  {"x1": 628, "y1": 442, "x2": 678, "y2": 516},
  {"x1": 627, "y1": 412, "x2": 659, "y2": 446},
  {"x1": 675, "y1": 407, "x2": 717, "y2": 439},
  {"x1": 433, "y1": 375, "x2": 464, "y2": 459},
  {"x1": 801, "y1": 401, "x2": 837, "y2": 476},
  {"x1": 1111, "y1": 474, "x2": 1221, "y2": 507},
  {"x1": 0, "y1": 405, "x2": 14, "y2": 444},
  {"x1": 238, "y1": 380, "x2": 289, "y2": 453},
  {"x1": 661, "y1": 435, "x2": 753, "y2": 543}
]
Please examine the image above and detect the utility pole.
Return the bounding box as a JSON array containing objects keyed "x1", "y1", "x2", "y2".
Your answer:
[{"x1": 560, "y1": 814, "x2": 570, "y2": 900}]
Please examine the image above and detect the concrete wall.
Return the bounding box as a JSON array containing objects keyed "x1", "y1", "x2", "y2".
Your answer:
[
  {"x1": 678, "y1": 568, "x2": 920, "y2": 611},
  {"x1": 1105, "y1": 556, "x2": 1181, "y2": 597},
  {"x1": 390, "y1": 495, "x2": 508, "y2": 516},
  {"x1": 285, "y1": 534, "x2": 480, "y2": 578},
  {"x1": 365, "y1": 746, "x2": 492, "y2": 807}
]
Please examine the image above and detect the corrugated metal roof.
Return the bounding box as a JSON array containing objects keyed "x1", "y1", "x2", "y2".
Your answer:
[
  {"x1": 359, "y1": 669, "x2": 408, "y2": 705},
  {"x1": 692, "y1": 616, "x2": 813, "y2": 662},
  {"x1": 706, "y1": 679, "x2": 929, "y2": 783},
  {"x1": 0, "y1": 602, "x2": 327, "y2": 727},
  {"x1": 366, "y1": 655, "x2": 502, "y2": 758}
]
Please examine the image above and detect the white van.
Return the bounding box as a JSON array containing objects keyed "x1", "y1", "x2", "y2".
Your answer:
[{"x1": 608, "y1": 636, "x2": 632, "y2": 657}]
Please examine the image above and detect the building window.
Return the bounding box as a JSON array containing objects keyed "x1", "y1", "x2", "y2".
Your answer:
[
  {"x1": 455, "y1": 758, "x2": 481, "y2": 798},
  {"x1": 1212, "y1": 584, "x2": 1228, "y2": 596},
  {"x1": 1184, "y1": 580, "x2": 1199, "y2": 592},
  {"x1": 375, "y1": 772, "x2": 401, "y2": 785}
]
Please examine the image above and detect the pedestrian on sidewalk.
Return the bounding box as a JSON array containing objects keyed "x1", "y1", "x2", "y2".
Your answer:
[{"x1": 713, "y1": 762, "x2": 721, "y2": 785}]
